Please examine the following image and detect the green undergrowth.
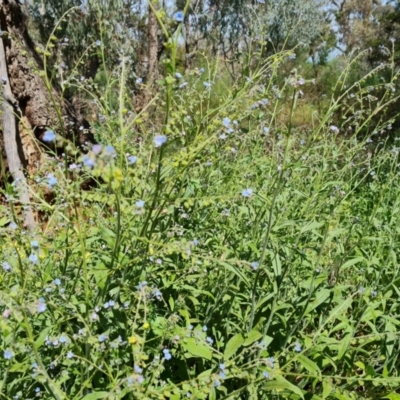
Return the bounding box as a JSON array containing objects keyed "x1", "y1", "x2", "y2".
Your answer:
[{"x1": 1, "y1": 9, "x2": 400, "y2": 400}]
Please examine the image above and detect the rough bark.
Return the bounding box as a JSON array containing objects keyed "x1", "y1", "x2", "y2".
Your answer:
[
  {"x1": 0, "y1": 0, "x2": 95, "y2": 227},
  {"x1": 144, "y1": 4, "x2": 159, "y2": 105},
  {"x1": 0, "y1": 33, "x2": 35, "y2": 230}
]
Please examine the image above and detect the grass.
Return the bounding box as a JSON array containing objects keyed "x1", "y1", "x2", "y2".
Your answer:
[{"x1": 1, "y1": 15, "x2": 400, "y2": 400}]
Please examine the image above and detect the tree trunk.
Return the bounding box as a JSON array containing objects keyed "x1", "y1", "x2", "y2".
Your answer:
[
  {"x1": 0, "y1": 0, "x2": 94, "y2": 229},
  {"x1": 144, "y1": 3, "x2": 159, "y2": 105}
]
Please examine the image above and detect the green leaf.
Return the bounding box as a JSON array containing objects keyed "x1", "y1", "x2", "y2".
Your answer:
[
  {"x1": 298, "y1": 354, "x2": 321, "y2": 377},
  {"x1": 35, "y1": 327, "x2": 52, "y2": 349},
  {"x1": 304, "y1": 289, "x2": 331, "y2": 316},
  {"x1": 224, "y1": 333, "x2": 244, "y2": 360},
  {"x1": 382, "y1": 393, "x2": 400, "y2": 400},
  {"x1": 81, "y1": 392, "x2": 109, "y2": 400},
  {"x1": 243, "y1": 330, "x2": 263, "y2": 346},
  {"x1": 337, "y1": 331, "x2": 353, "y2": 361},
  {"x1": 182, "y1": 338, "x2": 212, "y2": 360},
  {"x1": 218, "y1": 261, "x2": 250, "y2": 287},
  {"x1": 0, "y1": 217, "x2": 9, "y2": 227},
  {"x1": 341, "y1": 257, "x2": 365, "y2": 271},
  {"x1": 300, "y1": 221, "x2": 324, "y2": 233},
  {"x1": 264, "y1": 375, "x2": 304, "y2": 399}
]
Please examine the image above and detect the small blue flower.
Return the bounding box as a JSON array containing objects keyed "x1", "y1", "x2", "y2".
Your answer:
[
  {"x1": 83, "y1": 155, "x2": 95, "y2": 168},
  {"x1": 59, "y1": 335, "x2": 67, "y2": 344},
  {"x1": 202, "y1": 325, "x2": 207, "y2": 332},
  {"x1": 4, "y1": 349, "x2": 13, "y2": 360},
  {"x1": 2, "y1": 261, "x2": 11, "y2": 272},
  {"x1": 29, "y1": 253, "x2": 38, "y2": 264},
  {"x1": 263, "y1": 126, "x2": 269, "y2": 134},
  {"x1": 9, "y1": 222, "x2": 17, "y2": 229},
  {"x1": 37, "y1": 298, "x2": 46, "y2": 313},
  {"x1": 154, "y1": 135, "x2": 167, "y2": 147},
  {"x1": 98, "y1": 334, "x2": 108, "y2": 342},
  {"x1": 214, "y1": 380, "x2": 221, "y2": 387},
  {"x1": 219, "y1": 363, "x2": 225, "y2": 370},
  {"x1": 92, "y1": 144, "x2": 102, "y2": 154},
  {"x1": 105, "y1": 145, "x2": 116, "y2": 157},
  {"x1": 136, "y1": 77, "x2": 143, "y2": 85},
  {"x1": 174, "y1": 11, "x2": 184, "y2": 22},
  {"x1": 128, "y1": 155, "x2": 137, "y2": 165},
  {"x1": 251, "y1": 261, "x2": 259, "y2": 270},
  {"x1": 175, "y1": 72, "x2": 182, "y2": 79},
  {"x1": 137, "y1": 281, "x2": 147, "y2": 290},
  {"x1": 242, "y1": 188, "x2": 253, "y2": 198},
  {"x1": 294, "y1": 342, "x2": 302, "y2": 352},
  {"x1": 54, "y1": 278, "x2": 61, "y2": 286},
  {"x1": 35, "y1": 387, "x2": 41, "y2": 393},
  {"x1": 163, "y1": 348, "x2": 172, "y2": 360},
  {"x1": 136, "y1": 200, "x2": 145, "y2": 208},
  {"x1": 67, "y1": 351, "x2": 74, "y2": 359},
  {"x1": 263, "y1": 371, "x2": 270, "y2": 378},
  {"x1": 219, "y1": 371, "x2": 226, "y2": 379},
  {"x1": 203, "y1": 81, "x2": 212, "y2": 89},
  {"x1": 134, "y1": 365, "x2": 143, "y2": 373},
  {"x1": 206, "y1": 336, "x2": 213, "y2": 345},
  {"x1": 330, "y1": 125, "x2": 339, "y2": 134},
  {"x1": 31, "y1": 240, "x2": 39, "y2": 249},
  {"x1": 154, "y1": 289, "x2": 162, "y2": 300},
  {"x1": 222, "y1": 117, "x2": 231, "y2": 128},
  {"x1": 43, "y1": 130, "x2": 56, "y2": 142},
  {"x1": 47, "y1": 173, "x2": 57, "y2": 188},
  {"x1": 95, "y1": 40, "x2": 101, "y2": 46}
]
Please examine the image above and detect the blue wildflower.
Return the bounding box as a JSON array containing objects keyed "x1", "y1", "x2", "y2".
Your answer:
[
  {"x1": 174, "y1": 11, "x2": 184, "y2": 22},
  {"x1": 242, "y1": 188, "x2": 253, "y2": 198},
  {"x1": 95, "y1": 40, "x2": 101, "y2": 46},
  {"x1": 263, "y1": 371, "x2": 269, "y2": 378},
  {"x1": 251, "y1": 261, "x2": 259, "y2": 270},
  {"x1": 31, "y1": 240, "x2": 39, "y2": 249},
  {"x1": 154, "y1": 135, "x2": 167, "y2": 147},
  {"x1": 214, "y1": 380, "x2": 221, "y2": 387},
  {"x1": 163, "y1": 348, "x2": 172, "y2": 360},
  {"x1": 128, "y1": 155, "x2": 137, "y2": 164},
  {"x1": 4, "y1": 349, "x2": 13, "y2": 360},
  {"x1": 105, "y1": 145, "x2": 116, "y2": 157},
  {"x1": 137, "y1": 281, "x2": 147, "y2": 290},
  {"x1": 43, "y1": 130, "x2": 56, "y2": 142},
  {"x1": 37, "y1": 298, "x2": 46, "y2": 313},
  {"x1": 136, "y1": 200, "x2": 145, "y2": 208},
  {"x1": 202, "y1": 325, "x2": 208, "y2": 332},
  {"x1": 54, "y1": 278, "x2": 61, "y2": 286},
  {"x1": 294, "y1": 342, "x2": 302, "y2": 352},
  {"x1": 222, "y1": 117, "x2": 231, "y2": 128},
  {"x1": 29, "y1": 253, "x2": 38, "y2": 264},
  {"x1": 175, "y1": 72, "x2": 182, "y2": 79},
  {"x1": 2, "y1": 261, "x2": 11, "y2": 272},
  {"x1": 206, "y1": 336, "x2": 213, "y2": 345},
  {"x1": 98, "y1": 334, "x2": 108, "y2": 342},
  {"x1": 134, "y1": 365, "x2": 143, "y2": 374},
  {"x1": 83, "y1": 155, "x2": 95, "y2": 168},
  {"x1": 92, "y1": 144, "x2": 102, "y2": 154},
  {"x1": 67, "y1": 351, "x2": 74, "y2": 359},
  {"x1": 47, "y1": 174, "x2": 57, "y2": 188}
]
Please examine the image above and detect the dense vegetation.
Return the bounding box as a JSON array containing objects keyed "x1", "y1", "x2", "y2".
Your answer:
[{"x1": 1, "y1": 1, "x2": 400, "y2": 399}]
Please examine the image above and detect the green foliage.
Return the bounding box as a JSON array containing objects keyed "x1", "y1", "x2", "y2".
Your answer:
[{"x1": 2, "y1": 3, "x2": 400, "y2": 400}]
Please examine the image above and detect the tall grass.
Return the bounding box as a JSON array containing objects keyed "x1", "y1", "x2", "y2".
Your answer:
[{"x1": 1, "y1": 8, "x2": 400, "y2": 400}]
